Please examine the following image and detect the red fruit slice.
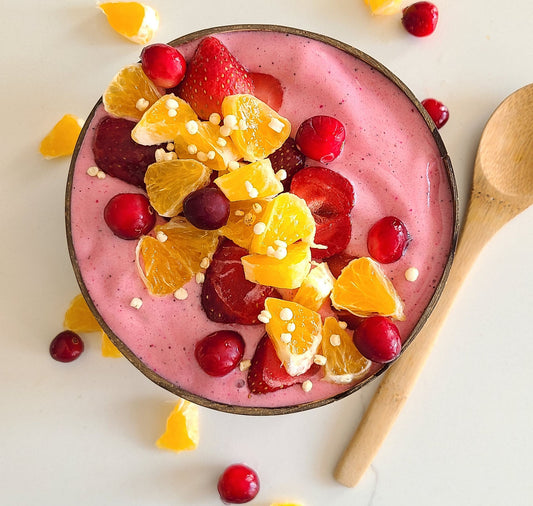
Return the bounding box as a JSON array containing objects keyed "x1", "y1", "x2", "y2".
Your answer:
[
  {"x1": 326, "y1": 251, "x2": 357, "y2": 278},
  {"x1": 421, "y1": 98, "x2": 449, "y2": 129},
  {"x1": 249, "y1": 72, "x2": 283, "y2": 111},
  {"x1": 401, "y1": 1, "x2": 439, "y2": 37},
  {"x1": 267, "y1": 137, "x2": 305, "y2": 190},
  {"x1": 93, "y1": 116, "x2": 163, "y2": 188},
  {"x1": 247, "y1": 334, "x2": 320, "y2": 394},
  {"x1": 178, "y1": 36, "x2": 254, "y2": 120},
  {"x1": 295, "y1": 115, "x2": 346, "y2": 163},
  {"x1": 201, "y1": 239, "x2": 279, "y2": 324},
  {"x1": 313, "y1": 213, "x2": 351, "y2": 261}
]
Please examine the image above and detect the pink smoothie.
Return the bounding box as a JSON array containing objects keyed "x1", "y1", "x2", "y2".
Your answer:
[{"x1": 68, "y1": 27, "x2": 456, "y2": 413}]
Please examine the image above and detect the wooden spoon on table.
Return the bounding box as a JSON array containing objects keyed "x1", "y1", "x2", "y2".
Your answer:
[{"x1": 334, "y1": 83, "x2": 533, "y2": 487}]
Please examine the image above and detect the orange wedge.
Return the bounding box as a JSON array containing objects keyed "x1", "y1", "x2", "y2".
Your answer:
[
  {"x1": 364, "y1": 0, "x2": 403, "y2": 15},
  {"x1": 64, "y1": 294, "x2": 101, "y2": 333},
  {"x1": 292, "y1": 262, "x2": 335, "y2": 311},
  {"x1": 156, "y1": 399, "x2": 199, "y2": 452},
  {"x1": 219, "y1": 199, "x2": 269, "y2": 249},
  {"x1": 39, "y1": 114, "x2": 83, "y2": 159},
  {"x1": 98, "y1": 2, "x2": 159, "y2": 44},
  {"x1": 101, "y1": 332, "x2": 123, "y2": 358}
]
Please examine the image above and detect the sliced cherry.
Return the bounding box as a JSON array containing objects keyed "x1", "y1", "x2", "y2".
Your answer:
[
  {"x1": 249, "y1": 72, "x2": 283, "y2": 111},
  {"x1": 182, "y1": 186, "x2": 230, "y2": 230},
  {"x1": 295, "y1": 115, "x2": 346, "y2": 163},
  {"x1": 267, "y1": 137, "x2": 305, "y2": 190},
  {"x1": 104, "y1": 193, "x2": 156, "y2": 240},
  {"x1": 217, "y1": 463, "x2": 260, "y2": 504},
  {"x1": 140, "y1": 43, "x2": 186, "y2": 89},
  {"x1": 367, "y1": 216, "x2": 410, "y2": 264},
  {"x1": 401, "y1": 2, "x2": 439, "y2": 37},
  {"x1": 194, "y1": 330, "x2": 245, "y2": 377},
  {"x1": 50, "y1": 330, "x2": 84, "y2": 362},
  {"x1": 421, "y1": 98, "x2": 449, "y2": 129},
  {"x1": 353, "y1": 316, "x2": 401, "y2": 363}
]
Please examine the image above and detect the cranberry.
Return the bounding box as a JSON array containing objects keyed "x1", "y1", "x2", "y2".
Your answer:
[
  {"x1": 140, "y1": 43, "x2": 186, "y2": 89},
  {"x1": 50, "y1": 330, "x2": 84, "y2": 362},
  {"x1": 104, "y1": 193, "x2": 156, "y2": 240},
  {"x1": 295, "y1": 115, "x2": 346, "y2": 163},
  {"x1": 367, "y1": 216, "x2": 410, "y2": 264},
  {"x1": 353, "y1": 316, "x2": 401, "y2": 363},
  {"x1": 421, "y1": 98, "x2": 449, "y2": 129},
  {"x1": 401, "y1": 2, "x2": 439, "y2": 37},
  {"x1": 183, "y1": 186, "x2": 230, "y2": 230},
  {"x1": 195, "y1": 330, "x2": 245, "y2": 377},
  {"x1": 217, "y1": 464, "x2": 260, "y2": 504}
]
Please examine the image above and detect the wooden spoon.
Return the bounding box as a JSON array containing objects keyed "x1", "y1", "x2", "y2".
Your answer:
[{"x1": 334, "y1": 83, "x2": 533, "y2": 487}]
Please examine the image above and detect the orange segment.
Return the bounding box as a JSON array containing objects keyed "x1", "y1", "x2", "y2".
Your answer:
[
  {"x1": 156, "y1": 399, "x2": 199, "y2": 452},
  {"x1": 320, "y1": 317, "x2": 371, "y2": 384},
  {"x1": 101, "y1": 332, "x2": 123, "y2": 358},
  {"x1": 144, "y1": 159, "x2": 212, "y2": 217},
  {"x1": 214, "y1": 159, "x2": 283, "y2": 201},
  {"x1": 39, "y1": 114, "x2": 83, "y2": 159},
  {"x1": 64, "y1": 294, "x2": 101, "y2": 333},
  {"x1": 264, "y1": 298, "x2": 322, "y2": 376},
  {"x1": 98, "y1": 2, "x2": 159, "y2": 44},
  {"x1": 330, "y1": 257, "x2": 405, "y2": 320},
  {"x1": 292, "y1": 262, "x2": 335, "y2": 311},
  {"x1": 221, "y1": 94, "x2": 291, "y2": 162},
  {"x1": 364, "y1": 0, "x2": 403, "y2": 15},
  {"x1": 103, "y1": 63, "x2": 162, "y2": 121},
  {"x1": 219, "y1": 199, "x2": 269, "y2": 249},
  {"x1": 136, "y1": 217, "x2": 220, "y2": 296}
]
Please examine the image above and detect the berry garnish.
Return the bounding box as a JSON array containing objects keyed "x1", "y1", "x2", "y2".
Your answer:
[
  {"x1": 353, "y1": 316, "x2": 402, "y2": 363},
  {"x1": 367, "y1": 216, "x2": 410, "y2": 264},
  {"x1": 104, "y1": 193, "x2": 156, "y2": 240},
  {"x1": 421, "y1": 98, "x2": 449, "y2": 129},
  {"x1": 194, "y1": 330, "x2": 245, "y2": 377},
  {"x1": 50, "y1": 330, "x2": 84, "y2": 362},
  {"x1": 178, "y1": 36, "x2": 254, "y2": 120},
  {"x1": 92, "y1": 116, "x2": 163, "y2": 188},
  {"x1": 249, "y1": 72, "x2": 283, "y2": 111},
  {"x1": 326, "y1": 251, "x2": 357, "y2": 278},
  {"x1": 217, "y1": 463, "x2": 260, "y2": 504},
  {"x1": 267, "y1": 137, "x2": 305, "y2": 190},
  {"x1": 295, "y1": 115, "x2": 346, "y2": 163},
  {"x1": 201, "y1": 239, "x2": 279, "y2": 324},
  {"x1": 182, "y1": 186, "x2": 230, "y2": 230},
  {"x1": 140, "y1": 43, "x2": 186, "y2": 89},
  {"x1": 401, "y1": 2, "x2": 439, "y2": 37}
]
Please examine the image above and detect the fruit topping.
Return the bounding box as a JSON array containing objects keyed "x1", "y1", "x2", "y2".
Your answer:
[
  {"x1": 326, "y1": 251, "x2": 357, "y2": 278},
  {"x1": 292, "y1": 262, "x2": 336, "y2": 311},
  {"x1": 92, "y1": 116, "x2": 163, "y2": 188},
  {"x1": 101, "y1": 333, "x2": 123, "y2": 358},
  {"x1": 353, "y1": 316, "x2": 402, "y2": 363},
  {"x1": 194, "y1": 330, "x2": 245, "y2": 377},
  {"x1": 421, "y1": 98, "x2": 450, "y2": 129},
  {"x1": 331, "y1": 257, "x2": 405, "y2": 320},
  {"x1": 104, "y1": 193, "x2": 156, "y2": 240},
  {"x1": 178, "y1": 36, "x2": 254, "y2": 120},
  {"x1": 156, "y1": 399, "x2": 199, "y2": 452},
  {"x1": 320, "y1": 317, "x2": 371, "y2": 383},
  {"x1": 183, "y1": 186, "x2": 230, "y2": 230},
  {"x1": 217, "y1": 463, "x2": 260, "y2": 504},
  {"x1": 201, "y1": 239, "x2": 279, "y2": 324},
  {"x1": 219, "y1": 199, "x2": 269, "y2": 250},
  {"x1": 401, "y1": 2, "x2": 439, "y2": 37},
  {"x1": 268, "y1": 137, "x2": 306, "y2": 190},
  {"x1": 295, "y1": 115, "x2": 345, "y2": 163},
  {"x1": 39, "y1": 114, "x2": 82, "y2": 159},
  {"x1": 140, "y1": 43, "x2": 186, "y2": 89},
  {"x1": 50, "y1": 330, "x2": 84, "y2": 363},
  {"x1": 249, "y1": 72, "x2": 283, "y2": 111},
  {"x1": 364, "y1": 0, "x2": 404, "y2": 15},
  {"x1": 367, "y1": 216, "x2": 410, "y2": 264},
  {"x1": 63, "y1": 294, "x2": 100, "y2": 333}
]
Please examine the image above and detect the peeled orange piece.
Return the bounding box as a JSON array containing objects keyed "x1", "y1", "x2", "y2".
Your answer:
[
  {"x1": 292, "y1": 262, "x2": 335, "y2": 311},
  {"x1": 101, "y1": 332, "x2": 123, "y2": 358},
  {"x1": 144, "y1": 159, "x2": 212, "y2": 217},
  {"x1": 264, "y1": 298, "x2": 322, "y2": 376},
  {"x1": 320, "y1": 317, "x2": 371, "y2": 384},
  {"x1": 103, "y1": 63, "x2": 162, "y2": 121},
  {"x1": 221, "y1": 94, "x2": 291, "y2": 162},
  {"x1": 364, "y1": 0, "x2": 403, "y2": 15},
  {"x1": 156, "y1": 399, "x2": 199, "y2": 452},
  {"x1": 242, "y1": 242, "x2": 311, "y2": 290},
  {"x1": 136, "y1": 217, "x2": 219, "y2": 296},
  {"x1": 331, "y1": 257, "x2": 405, "y2": 320},
  {"x1": 219, "y1": 199, "x2": 269, "y2": 249},
  {"x1": 39, "y1": 114, "x2": 83, "y2": 159},
  {"x1": 64, "y1": 294, "x2": 101, "y2": 333},
  {"x1": 98, "y1": 2, "x2": 159, "y2": 44}
]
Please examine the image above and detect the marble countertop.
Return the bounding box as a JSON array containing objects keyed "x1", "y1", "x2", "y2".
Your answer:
[{"x1": 1, "y1": 1, "x2": 531, "y2": 504}]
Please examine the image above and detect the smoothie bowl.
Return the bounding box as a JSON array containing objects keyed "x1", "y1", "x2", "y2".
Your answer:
[{"x1": 66, "y1": 25, "x2": 458, "y2": 415}]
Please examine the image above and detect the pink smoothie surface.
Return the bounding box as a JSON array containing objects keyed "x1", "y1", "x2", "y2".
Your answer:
[{"x1": 68, "y1": 28, "x2": 456, "y2": 413}]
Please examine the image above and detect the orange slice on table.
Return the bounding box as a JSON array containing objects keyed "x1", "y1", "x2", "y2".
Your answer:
[
  {"x1": 101, "y1": 332, "x2": 122, "y2": 358},
  {"x1": 64, "y1": 294, "x2": 101, "y2": 333},
  {"x1": 156, "y1": 398, "x2": 199, "y2": 452},
  {"x1": 219, "y1": 198, "x2": 269, "y2": 249},
  {"x1": 39, "y1": 114, "x2": 83, "y2": 159},
  {"x1": 364, "y1": 0, "x2": 403, "y2": 15},
  {"x1": 292, "y1": 262, "x2": 336, "y2": 311},
  {"x1": 330, "y1": 256, "x2": 405, "y2": 320}
]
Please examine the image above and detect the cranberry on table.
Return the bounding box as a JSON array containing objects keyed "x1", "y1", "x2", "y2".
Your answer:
[
  {"x1": 217, "y1": 463, "x2": 260, "y2": 504},
  {"x1": 195, "y1": 330, "x2": 245, "y2": 377},
  {"x1": 140, "y1": 43, "x2": 187, "y2": 89},
  {"x1": 367, "y1": 216, "x2": 410, "y2": 264},
  {"x1": 50, "y1": 330, "x2": 84, "y2": 362},
  {"x1": 353, "y1": 316, "x2": 401, "y2": 363},
  {"x1": 421, "y1": 98, "x2": 450, "y2": 129},
  {"x1": 295, "y1": 115, "x2": 346, "y2": 163},
  {"x1": 183, "y1": 186, "x2": 230, "y2": 230},
  {"x1": 401, "y1": 2, "x2": 439, "y2": 37},
  {"x1": 104, "y1": 193, "x2": 156, "y2": 240}
]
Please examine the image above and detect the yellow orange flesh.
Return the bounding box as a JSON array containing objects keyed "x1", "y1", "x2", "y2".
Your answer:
[
  {"x1": 98, "y1": 2, "x2": 159, "y2": 44},
  {"x1": 219, "y1": 199, "x2": 269, "y2": 249},
  {"x1": 101, "y1": 332, "x2": 123, "y2": 358},
  {"x1": 364, "y1": 0, "x2": 404, "y2": 15},
  {"x1": 63, "y1": 294, "x2": 101, "y2": 333},
  {"x1": 39, "y1": 114, "x2": 82, "y2": 159},
  {"x1": 156, "y1": 399, "x2": 199, "y2": 452},
  {"x1": 292, "y1": 262, "x2": 336, "y2": 312}
]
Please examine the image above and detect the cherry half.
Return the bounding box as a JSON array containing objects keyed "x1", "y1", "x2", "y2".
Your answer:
[{"x1": 422, "y1": 98, "x2": 450, "y2": 129}]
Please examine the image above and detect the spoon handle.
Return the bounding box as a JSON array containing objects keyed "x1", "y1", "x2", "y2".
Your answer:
[{"x1": 334, "y1": 193, "x2": 509, "y2": 487}]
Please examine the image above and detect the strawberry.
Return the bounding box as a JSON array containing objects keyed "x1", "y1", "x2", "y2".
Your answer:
[
  {"x1": 92, "y1": 116, "x2": 163, "y2": 188},
  {"x1": 249, "y1": 72, "x2": 283, "y2": 111},
  {"x1": 201, "y1": 239, "x2": 279, "y2": 324},
  {"x1": 247, "y1": 334, "x2": 320, "y2": 394},
  {"x1": 267, "y1": 137, "x2": 305, "y2": 190},
  {"x1": 326, "y1": 251, "x2": 357, "y2": 278},
  {"x1": 177, "y1": 36, "x2": 254, "y2": 120},
  {"x1": 313, "y1": 213, "x2": 352, "y2": 261}
]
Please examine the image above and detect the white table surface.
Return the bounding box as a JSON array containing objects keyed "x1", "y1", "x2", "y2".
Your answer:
[{"x1": 1, "y1": 1, "x2": 532, "y2": 504}]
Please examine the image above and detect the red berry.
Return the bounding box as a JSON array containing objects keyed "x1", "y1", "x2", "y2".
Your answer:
[
  {"x1": 104, "y1": 193, "x2": 156, "y2": 240},
  {"x1": 249, "y1": 72, "x2": 283, "y2": 111},
  {"x1": 141, "y1": 43, "x2": 186, "y2": 89},
  {"x1": 195, "y1": 330, "x2": 245, "y2": 377},
  {"x1": 401, "y1": 2, "x2": 439, "y2": 37},
  {"x1": 295, "y1": 115, "x2": 345, "y2": 163},
  {"x1": 182, "y1": 186, "x2": 230, "y2": 230},
  {"x1": 217, "y1": 464, "x2": 260, "y2": 504},
  {"x1": 421, "y1": 98, "x2": 449, "y2": 129},
  {"x1": 267, "y1": 137, "x2": 305, "y2": 190},
  {"x1": 353, "y1": 316, "x2": 401, "y2": 363},
  {"x1": 367, "y1": 216, "x2": 410, "y2": 264},
  {"x1": 50, "y1": 330, "x2": 84, "y2": 362}
]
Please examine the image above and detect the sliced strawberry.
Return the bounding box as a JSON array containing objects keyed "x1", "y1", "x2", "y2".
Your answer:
[
  {"x1": 247, "y1": 334, "x2": 320, "y2": 394},
  {"x1": 177, "y1": 36, "x2": 254, "y2": 120},
  {"x1": 92, "y1": 116, "x2": 162, "y2": 188},
  {"x1": 313, "y1": 213, "x2": 352, "y2": 261},
  {"x1": 326, "y1": 251, "x2": 357, "y2": 278},
  {"x1": 249, "y1": 72, "x2": 283, "y2": 111},
  {"x1": 201, "y1": 239, "x2": 279, "y2": 324},
  {"x1": 267, "y1": 137, "x2": 305, "y2": 190}
]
